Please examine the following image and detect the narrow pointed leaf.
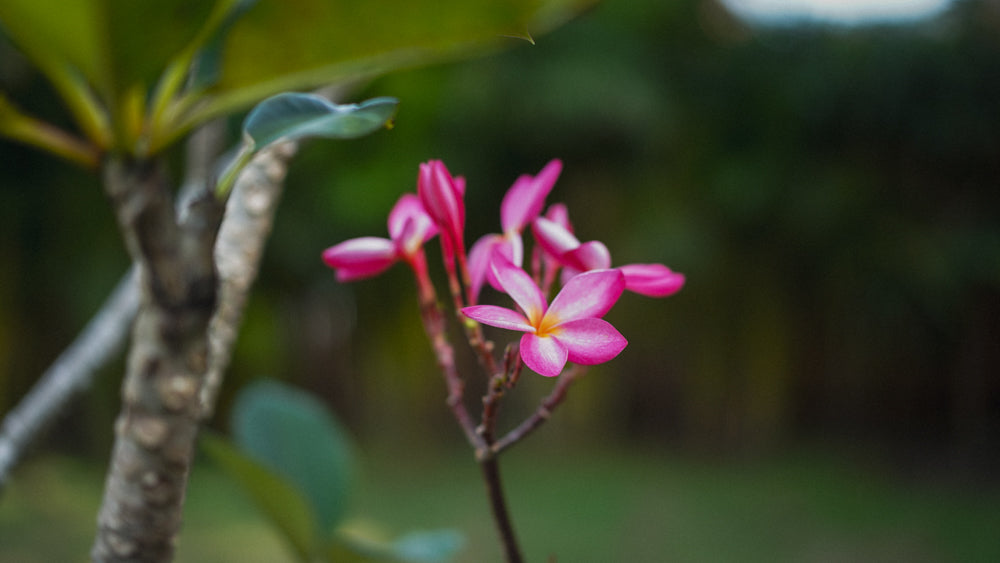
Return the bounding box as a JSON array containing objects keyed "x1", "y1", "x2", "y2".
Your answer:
[{"x1": 188, "y1": 0, "x2": 260, "y2": 90}]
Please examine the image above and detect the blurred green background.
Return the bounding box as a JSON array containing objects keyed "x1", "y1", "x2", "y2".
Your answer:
[{"x1": 2, "y1": 0, "x2": 999, "y2": 561}]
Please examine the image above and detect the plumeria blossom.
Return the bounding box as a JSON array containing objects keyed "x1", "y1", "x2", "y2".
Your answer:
[
  {"x1": 461, "y1": 256, "x2": 627, "y2": 377},
  {"x1": 535, "y1": 203, "x2": 573, "y2": 292},
  {"x1": 417, "y1": 159, "x2": 467, "y2": 268},
  {"x1": 322, "y1": 193, "x2": 438, "y2": 281},
  {"x1": 468, "y1": 159, "x2": 562, "y2": 301},
  {"x1": 533, "y1": 213, "x2": 685, "y2": 297}
]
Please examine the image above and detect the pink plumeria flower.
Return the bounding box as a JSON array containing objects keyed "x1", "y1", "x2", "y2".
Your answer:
[
  {"x1": 461, "y1": 256, "x2": 627, "y2": 377},
  {"x1": 535, "y1": 203, "x2": 573, "y2": 291},
  {"x1": 417, "y1": 159, "x2": 466, "y2": 267},
  {"x1": 532, "y1": 215, "x2": 685, "y2": 298},
  {"x1": 468, "y1": 159, "x2": 562, "y2": 301},
  {"x1": 322, "y1": 193, "x2": 438, "y2": 281}
]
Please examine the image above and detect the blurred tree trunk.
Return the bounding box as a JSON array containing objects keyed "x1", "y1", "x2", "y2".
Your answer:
[{"x1": 91, "y1": 158, "x2": 222, "y2": 562}]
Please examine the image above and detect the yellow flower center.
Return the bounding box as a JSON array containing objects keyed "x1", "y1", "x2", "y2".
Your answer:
[{"x1": 535, "y1": 312, "x2": 561, "y2": 337}]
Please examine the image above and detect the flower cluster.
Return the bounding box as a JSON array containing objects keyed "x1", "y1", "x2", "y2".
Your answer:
[{"x1": 322, "y1": 159, "x2": 684, "y2": 377}]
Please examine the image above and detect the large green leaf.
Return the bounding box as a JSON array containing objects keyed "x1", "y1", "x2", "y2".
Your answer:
[
  {"x1": 200, "y1": 432, "x2": 318, "y2": 561},
  {"x1": 231, "y1": 379, "x2": 357, "y2": 539},
  {"x1": 0, "y1": 0, "x2": 592, "y2": 155},
  {"x1": 0, "y1": 0, "x2": 106, "y2": 91},
  {"x1": 0, "y1": 0, "x2": 217, "y2": 96},
  {"x1": 170, "y1": 0, "x2": 582, "y2": 137}
]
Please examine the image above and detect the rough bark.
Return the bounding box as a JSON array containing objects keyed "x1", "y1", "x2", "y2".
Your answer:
[
  {"x1": 200, "y1": 141, "x2": 297, "y2": 418},
  {"x1": 91, "y1": 158, "x2": 223, "y2": 562}
]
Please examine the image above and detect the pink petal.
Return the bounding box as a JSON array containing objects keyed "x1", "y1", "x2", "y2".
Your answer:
[
  {"x1": 388, "y1": 193, "x2": 437, "y2": 243},
  {"x1": 321, "y1": 237, "x2": 397, "y2": 281},
  {"x1": 544, "y1": 203, "x2": 573, "y2": 232},
  {"x1": 541, "y1": 204, "x2": 573, "y2": 280},
  {"x1": 503, "y1": 230, "x2": 524, "y2": 268},
  {"x1": 619, "y1": 264, "x2": 686, "y2": 297},
  {"x1": 546, "y1": 269, "x2": 625, "y2": 322},
  {"x1": 490, "y1": 255, "x2": 547, "y2": 326},
  {"x1": 520, "y1": 333, "x2": 568, "y2": 377},
  {"x1": 461, "y1": 305, "x2": 535, "y2": 332},
  {"x1": 563, "y1": 240, "x2": 612, "y2": 271},
  {"x1": 468, "y1": 234, "x2": 504, "y2": 301},
  {"x1": 501, "y1": 159, "x2": 562, "y2": 232},
  {"x1": 479, "y1": 235, "x2": 522, "y2": 295},
  {"x1": 559, "y1": 266, "x2": 583, "y2": 287},
  {"x1": 532, "y1": 216, "x2": 580, "y2": 260},
  {"x1": 418, "y1": 160, "x2": 465, "y2": 253},
  {"x1": 554, "y1": 318, "x2": 627, "y2": 365}
]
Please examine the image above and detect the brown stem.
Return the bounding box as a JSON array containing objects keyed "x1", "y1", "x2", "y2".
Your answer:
[
  {"x1": 415, "y1": 268, "x2": 485, "y2": 452},
  {"x1": 478, "y1": 345, "x2": 519, "y2": 443},
  {"x1": 491, "y1": 365, "x2": 584, "y2": 456},
  {"x1": 480, "y1": 455, "x2": 523, "y2": 563},
  {"x1": 92, "y1": 158, "x2": 223, "y2": 562}
]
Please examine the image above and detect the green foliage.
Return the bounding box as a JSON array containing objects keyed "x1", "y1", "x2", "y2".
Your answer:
[
  {"x1": 200, "y1": 432, "x2": 318, "y2": 561},
  {"x1": 334, "y1": 527, "x2": 465, "y2": 562},
  {"x1": 230, "y1": 378, "x2": 356, "y2": 539},
  {"x1": 0, "y1": 0, "x2": 592, "y2": 160},
  {"x1": 243, "y1": 94, "x2": 399, "y2": 149},
  {"x1": 215, "y1": 93, "x2": 399, "y2": 197},
  {"x1": 203, "y1": 378, "x2": 463, "y2": 562}
]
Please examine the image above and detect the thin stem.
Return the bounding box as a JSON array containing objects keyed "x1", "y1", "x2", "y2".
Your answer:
[
  {"x1": 479, "y1": 345, "x2": 520, "y2": 442},
  {"x1": 479, "y1": 456, "x2": 523, "y2": 563},
  {"x1": 491, "y1": 365, "x2": 585, "y2": 456},
  {"x1": 414, "y1": 264, "x2": 486, "y2": 452}
]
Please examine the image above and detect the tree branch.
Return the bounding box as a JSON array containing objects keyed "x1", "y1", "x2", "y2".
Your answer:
[
  {"x1": 0, "y1": 266, "x2": 139, "y2": 493},
  {"x1": 490, "y1": 365, "x2": 584, "y2": 456},
  {"x1": 199, "y1": 140, "x2": 298, "y2": 418}
]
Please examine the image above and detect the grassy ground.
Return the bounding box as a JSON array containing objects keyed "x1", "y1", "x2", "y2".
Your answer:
[{"x1": 1, "y1": 444, "x2": 997, "y2": 562}]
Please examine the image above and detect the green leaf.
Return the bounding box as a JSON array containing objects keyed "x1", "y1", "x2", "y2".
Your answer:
[
  {"x1": 215, "y1": 93, "x2": 396, "y2": 198},
  {"x1": 0, "y1": 0, "x2": 106, "y2": 92},
  {"x1": 200, "y1": 432, "x2": 317, "y2": 561},
  {"x1": 188, "y1": 0, "x2": 261, "y2": 91},
  {"x1": 0, "y1": 92, "x2": 99, "y2": 167},
  {"x1": 334, "y1": 525, "x2": 466, "y2": 563},
  {"x1": 1, "y1": 0, "x2": 593, "y2": 155},
  {"x1": 231, "y1": 379, "x2": 357, "y2": 540},
  {"x1": 0, "y1": 0, "x2": 220, "y2": 143},
  {"x1": 389, "y1": 530, "x2": 466, "y2": 562},
  {"x1": 177, "y1": 0, "x2": 595, "y2": 127},
  {"x1": 243, "y1": 93, "x2": 399, "y2": 149}
]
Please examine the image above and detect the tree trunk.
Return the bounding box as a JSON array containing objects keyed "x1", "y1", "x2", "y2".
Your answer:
[{"x1": 91, "y1": 158, "x2": 222, "y2": 562}]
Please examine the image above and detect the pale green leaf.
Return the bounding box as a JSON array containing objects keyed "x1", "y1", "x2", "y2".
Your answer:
[
  {"x1": 243, "y1": 93, "x2": 398, "y2": 148},
  {"x1": 334, "y1": 525, "x2": 466, "y2": 563},
  {"x1": 231, "y1": 379, "x2": 357, "y2": 539},
  {"x1": 200, "y1": 432, "x2": 318, "y2": 561}
]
